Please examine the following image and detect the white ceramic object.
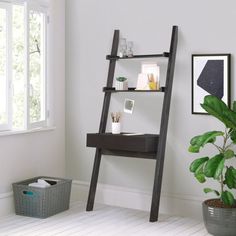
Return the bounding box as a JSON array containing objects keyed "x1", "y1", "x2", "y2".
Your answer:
[
  {"x1": 112, "y1": 122, "x2": 121, "y2": 134},
  {"x1": 115, "y1": 80, "x2": 128, "y2": 90}
]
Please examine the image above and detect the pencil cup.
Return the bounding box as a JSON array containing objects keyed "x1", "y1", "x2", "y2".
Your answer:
[{"x1": 112, "y1": 122, "x2": 121, "y2": 134}]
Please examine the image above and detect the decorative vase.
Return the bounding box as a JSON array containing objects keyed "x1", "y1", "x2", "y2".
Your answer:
[
  {"x1": 202, "y1": 199, "x2": 236, "y2": 236},
  {"x1": 115, "y1": 80, "x2": 128, "y2": 90},
  {"x1": 112, "y1": 122, "x2": 121, "y2": 134}
]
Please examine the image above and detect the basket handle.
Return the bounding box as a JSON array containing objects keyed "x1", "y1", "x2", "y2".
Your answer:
[{"x1": 22, "y1": 190, "x2": 35, "y2": 196}]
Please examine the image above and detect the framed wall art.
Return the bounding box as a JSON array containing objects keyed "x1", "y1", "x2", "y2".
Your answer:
[{"x1": 192, "y1": 54, "x2": 231, "y2": 114}]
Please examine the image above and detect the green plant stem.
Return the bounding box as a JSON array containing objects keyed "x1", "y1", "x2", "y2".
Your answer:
[
  {"x1": 224, "y1": 128, "x2": 234, "y2": 150},
  {"x1": 222, "y1": 128, "x2": 229, "y2": 153},
  {"x1": 219, "y1": 128, "x2": 229, "y2": 197},
  {"x1": 220, "y1": 173, "x2": 224, "y2": 195},
  {"x1": 212, "y1": 143, "x2": 223, "y2": 152},
  {"x1": 211, "y1": 129, "x2": 229, "y2": 197},
  {"x1": 225, "y1": 142, "x2": 233, "y2": 150}
]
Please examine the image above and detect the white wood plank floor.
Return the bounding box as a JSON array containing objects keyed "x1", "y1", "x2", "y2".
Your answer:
[{"x1": 0, "y1": 202, "x2": 211, "y2": 236}]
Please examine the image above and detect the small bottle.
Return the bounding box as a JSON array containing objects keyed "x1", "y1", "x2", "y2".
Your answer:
[
  {"x1": 127, "y1": 41, "x2": 134, "y2": 57},
  {"x1": 119, "y1": 38, "x2": 127, "y2": 57}
]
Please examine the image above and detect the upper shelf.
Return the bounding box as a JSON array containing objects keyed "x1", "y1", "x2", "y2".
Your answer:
[
  {"x1": 103, "y1": 87, "x2": 166, "y2": 93},
  {"x1": 106, "y1": 52, "x2": 169, "y2": 60}
]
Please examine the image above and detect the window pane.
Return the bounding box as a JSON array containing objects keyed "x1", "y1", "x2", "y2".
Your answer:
[
  {"x1": 12, "y1": 5, "x2": 25, "y2": 129},
  {"x1": 29, "y1": 10, "x2": 45, "y2": 123},
  {"x1": 0, "y1": 8, "x2": 7, "y2": 125}
]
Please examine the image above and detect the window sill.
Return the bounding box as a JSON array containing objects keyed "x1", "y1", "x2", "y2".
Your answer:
[{"x1": 0, "y1": 126, "x2": 56, "y2": 137}]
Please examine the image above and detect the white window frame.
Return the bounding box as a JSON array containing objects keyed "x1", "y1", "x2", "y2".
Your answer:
[
  {"x1": 0, "y1": 0, "x2": 49, "y2": 132},
  {"x1": 25, "y1": 2, "x2": 48, "y2": 129},
  {"x1": 0, "y1": 2, "x2": 12, "y2": 131}
]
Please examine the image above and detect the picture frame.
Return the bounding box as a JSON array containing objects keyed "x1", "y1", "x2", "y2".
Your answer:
[
  {"x1": 124, "y1": 99, "x2": 135, "y2": 114},
  {"x1": 192, "y1": 54, "x2": 231, "y2": 114},
  {"x1": 136, "y1": 63, "x2": 160, "y2": 90}
]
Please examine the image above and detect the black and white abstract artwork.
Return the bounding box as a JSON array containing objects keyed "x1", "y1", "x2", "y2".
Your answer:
[{"x1": 192, "y1": 54, "x2": 230, "y2": 114}]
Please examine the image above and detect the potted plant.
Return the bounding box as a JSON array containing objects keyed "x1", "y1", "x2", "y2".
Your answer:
[
  {"x1": 115, "y1": 77, "x2": 128, "y2": 90},
  {"x1": 188, "y1": 95, "x2": 236, "y2": 236}
]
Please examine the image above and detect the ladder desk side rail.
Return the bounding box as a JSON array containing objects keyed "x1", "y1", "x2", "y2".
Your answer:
[
  {"x1": 149, "y1": 26, "x2": 178, "y2": 222},
  {"x1": 86, "y1": 30, "x2": 120, "y2": 211}
]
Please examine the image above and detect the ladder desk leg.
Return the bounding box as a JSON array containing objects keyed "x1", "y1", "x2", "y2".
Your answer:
[
  {"x1": 86, "y1": 149, "x2": 102, "y2": 211},
  {"x1": 149, "y1": 25, "x2": 178, "y2": 222},
  {"x1": 149, "y1": 152, "x2": 165, "y2": 222},
  {"x1": 86, "y1": 30, "x2": 119, "y2": 212}
]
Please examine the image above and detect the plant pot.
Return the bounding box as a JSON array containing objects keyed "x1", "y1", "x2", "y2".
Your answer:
[
  {"x1": 202, "y1": 199, "x2": 236, "y2": 236},
  {"x1": 112, "y1": 122, "x2": 121, "y2": 134},
  {"x1": 115, "y1": 80, "x2": 128, "y2": 90}
]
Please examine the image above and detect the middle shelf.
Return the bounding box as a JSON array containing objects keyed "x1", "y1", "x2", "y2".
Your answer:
[
  {"x1": 87, "y1": 133, "x2": 159, "y2": 160},
  {"x1": 103, "y1": 87, "x2": 166, "y2": 93}
]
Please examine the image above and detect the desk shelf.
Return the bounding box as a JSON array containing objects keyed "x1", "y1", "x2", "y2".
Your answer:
[{"x1": 87, "y1": 133, "x2": 159, "y2": 158}]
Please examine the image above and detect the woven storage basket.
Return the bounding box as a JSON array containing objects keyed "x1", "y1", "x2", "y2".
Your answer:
[{"x1": 12, "y1": 176, "x2": 72, "y2": 218}]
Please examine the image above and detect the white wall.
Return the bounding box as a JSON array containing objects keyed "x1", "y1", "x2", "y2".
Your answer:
[
  {"x1": 0, "y1": 0, "x2": 65, "y2": 217},
  {"x1": 66, "y1": 0, "x2": 236, "y2": 219}
]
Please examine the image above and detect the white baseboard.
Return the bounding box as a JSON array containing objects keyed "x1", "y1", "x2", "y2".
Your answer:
[
  {"x1": 0, "y1": 181, "x2": 204, "y2": 220},
  {"x1": 0, "y1": 191, "x2": 14, "y2": 217},
  {"x1": 71, "y1": 180, "x2": 204, "y2": 220}
]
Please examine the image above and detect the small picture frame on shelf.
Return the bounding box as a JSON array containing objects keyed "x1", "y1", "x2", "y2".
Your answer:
[
  {"x1": 136, "y1": 63, "x2": 160, "y2": 90},
  {"x1": 136, "y1": 73, "x2": 149, "y2": 90},
  {"x1": 192, "y1": 54, "x2": 230, "y2": 114},
  {"x1": 124, "y1": 99, "x2": 135, "y2": 114}
]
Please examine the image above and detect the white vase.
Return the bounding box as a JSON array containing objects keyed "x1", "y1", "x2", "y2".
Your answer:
[
  {"x1": 115, "y1": 80, "x2": 128, "y2": 90},
  {"x1": 112, "y1": 122, "x2": 121, "y2": 134}
]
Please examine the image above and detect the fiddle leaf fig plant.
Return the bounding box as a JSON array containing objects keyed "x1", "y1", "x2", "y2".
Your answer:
[{"x1": 188, "y1": 95, "x2": 236, "y2": 206}]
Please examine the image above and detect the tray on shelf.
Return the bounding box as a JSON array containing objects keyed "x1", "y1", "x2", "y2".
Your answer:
[{"x1": 87, "y1": 133, "x2": 159, "y2": 153}]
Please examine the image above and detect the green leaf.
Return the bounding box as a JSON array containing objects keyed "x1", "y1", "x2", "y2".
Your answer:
[
  {"x1": 201, "y1": 95, "x2": 236, "y2": 128},
  {"x1": 188, "y1": 145, "x2": 200, "y2": 153},
  {"x1": 194, "y1": 161, "x2": 207, "y2": 183},
  {"x1": 188, "y1": 131, "x2": 224, "y2": 153},
  {"x1": 204, "y1": 154, "x2": 224, "y2": 178},
  {"x1": 233, "y1": 101, "x2": 236, "y2": 113},
  {"x1": 221, "y1": 191, "x2": 235, "y2": 206},
  {"x1": 189, "y1": 157, "x2": 209, "y2": 173},
  {"x1": 203, "y1": 188, "x2": 220, "y2": 196},
  {"x1": 195, "y1": 162, "x2": 205, "y2": 175},
  {"x1": 230, "y1": 129, "x2": 236, "y2": 144},
  {"x1": 195, "y1": 173, "x2": 206, "y2": 183},
  {"x1": 224, "y1": 149, "x2": 235, "y2": 159},
  {"x1": 214, "y1": 158, "x2": 225, "y2": 180},
  {"x1": 225, "y1": 166, "x2": 236, "y2": 189}
]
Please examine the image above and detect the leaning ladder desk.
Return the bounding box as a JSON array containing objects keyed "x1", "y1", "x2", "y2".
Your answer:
[{"x1": 86, "y1": 26, "x2": 178, "y2": 222}]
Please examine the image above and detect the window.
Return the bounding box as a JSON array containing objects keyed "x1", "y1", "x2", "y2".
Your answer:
[
  {"x1": 0, "y1": 1, "x2": 48, "y2": 132},
  {"x1": 0, "y1": 2, "x2": 11, "y2": 131}
]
